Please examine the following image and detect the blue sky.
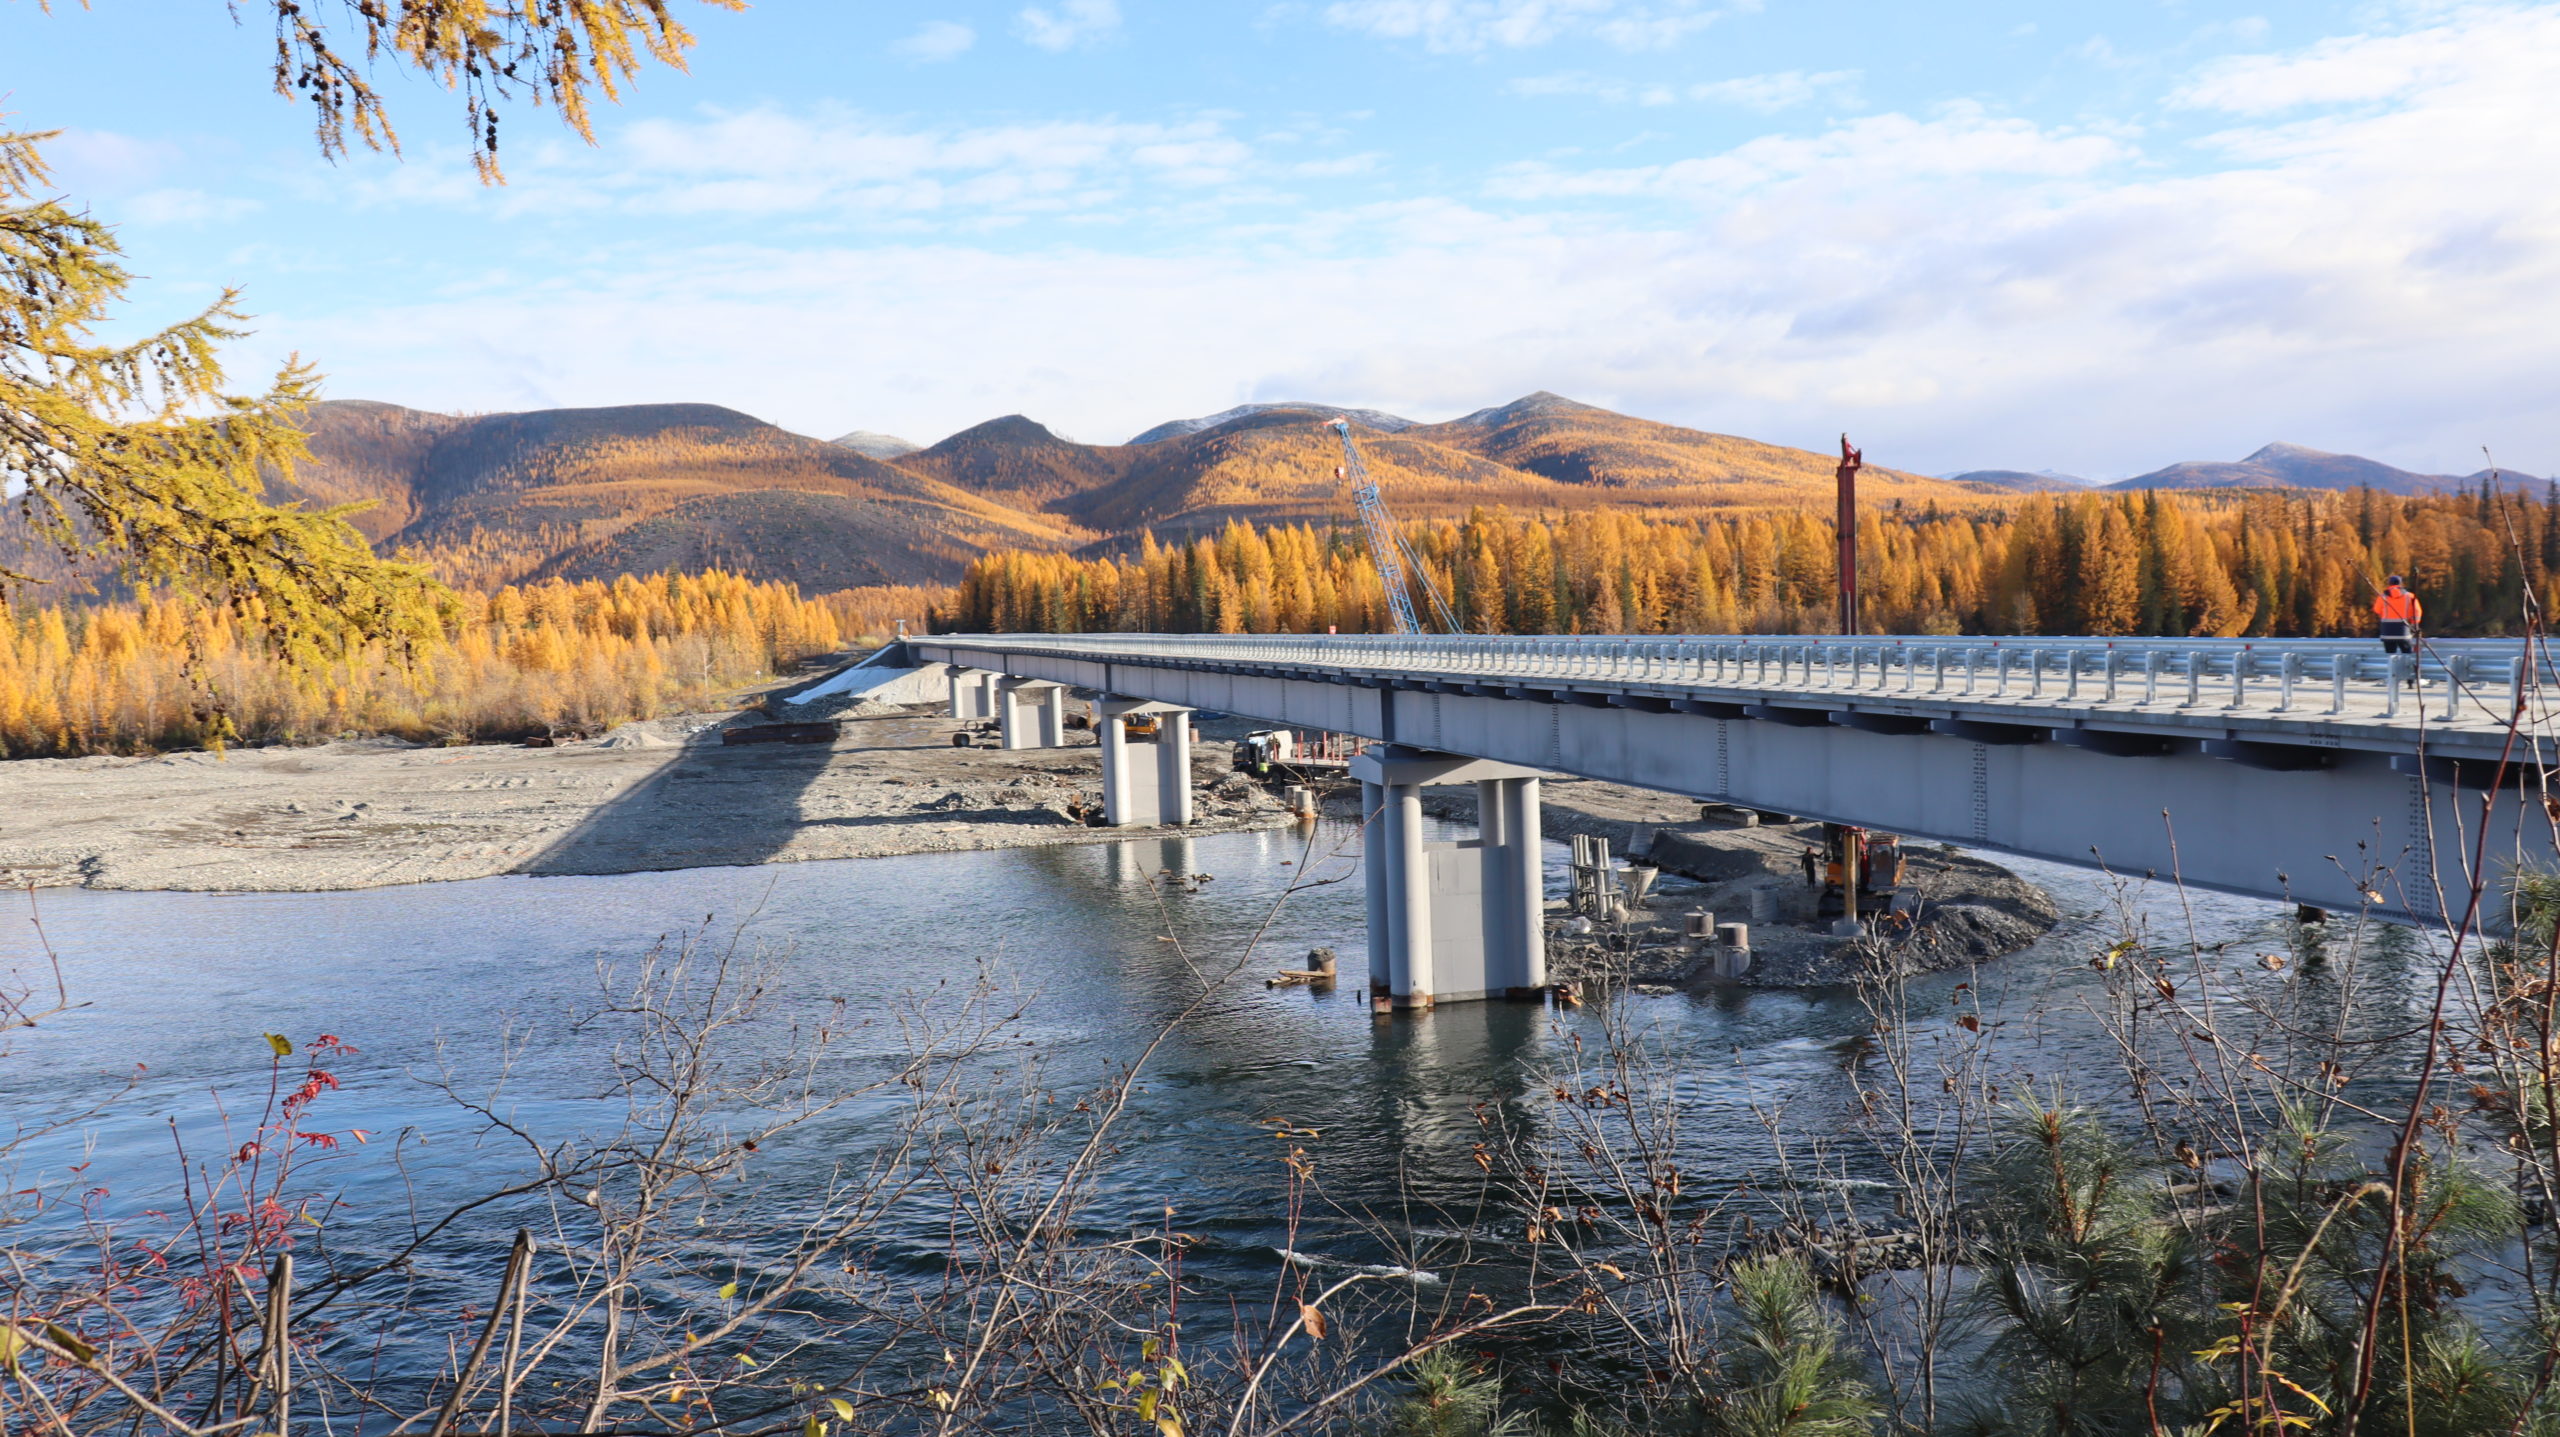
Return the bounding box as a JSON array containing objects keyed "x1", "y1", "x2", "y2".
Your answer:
[{"x1": 7, "y1": 0, "x2": 2557, "y2": 477}]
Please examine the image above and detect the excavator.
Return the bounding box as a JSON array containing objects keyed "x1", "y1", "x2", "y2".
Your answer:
[{"x1": 1820, "y1": 824, "x2": 1906, "y2": 918}]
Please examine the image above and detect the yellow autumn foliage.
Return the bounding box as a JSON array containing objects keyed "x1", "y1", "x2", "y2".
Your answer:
[{"x1": 0, "y1": 571, "x2": 848, "y2": 757}]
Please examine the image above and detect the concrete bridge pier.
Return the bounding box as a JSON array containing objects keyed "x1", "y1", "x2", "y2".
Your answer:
[
  {"x1": 1095, "y1": 698, "x2": 1194, "y2": 826},
  {"x1": 948, "y1": 668, "x2": 1000, "y2": 721},
  {"x1": 997, "y1": 679, "x2": 1069, "y2": 750},
  {"x1": 1353, "y1": 746, "x2": 1547, "y2": 1011}
]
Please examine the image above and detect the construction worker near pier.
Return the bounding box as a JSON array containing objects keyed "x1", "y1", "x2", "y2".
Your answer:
[{"x1": 2373, "y1": 575, "x2": 2422, "y2": 656}]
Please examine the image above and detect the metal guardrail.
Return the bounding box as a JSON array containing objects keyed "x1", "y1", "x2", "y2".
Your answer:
[{"x1": 925, "y1": 633, "x2": 2559, "y2": 726}]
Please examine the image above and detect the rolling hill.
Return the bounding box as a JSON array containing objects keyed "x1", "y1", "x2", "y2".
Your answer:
[
  {"x1": 1127, "y1": 402, "x2": 1419, "y2": 445},
  {"x1": 893, "y1": 415, "x2": 1137, "y2": 511},
  {"x1": 885, "y1": 394, "x2": 1985, "y2": 543},
  {"x1": 829, "y1": 429, "x2": 921, "y2": 459},
  {"x1": 1404, "y1": 392, "x2": 1963, "y2": 506},
  {"x1": 275, "y1": 400, "x2": 1078, "y2": 590}
]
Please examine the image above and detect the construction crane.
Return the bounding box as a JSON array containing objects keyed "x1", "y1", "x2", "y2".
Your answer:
[{"x1": 1329, "y1": 417, "x2": 1461, "y2": 636}]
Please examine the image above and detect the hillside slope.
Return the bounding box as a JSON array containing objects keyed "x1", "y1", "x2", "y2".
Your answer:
[
  {"x1": 265, "y1": 399, "x2": 463, "y2": 542},
  {"x1": 282, "y1": 400, "x2": 1076, "y2": 589},
  {"x1": 531, "y1": 490, "x2": 983, "y2": 589},
  {"x1": 1407, "y1": 393, "x2": 1970, "y2": 506},
  {"x1": 1945, "y1": 469, "x2": 2094, "y2": 492}
]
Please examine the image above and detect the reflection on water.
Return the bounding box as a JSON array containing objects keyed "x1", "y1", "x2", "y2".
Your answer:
[{"x1": 1, "y1": 818, "x2": 2391, "y2": 1354}]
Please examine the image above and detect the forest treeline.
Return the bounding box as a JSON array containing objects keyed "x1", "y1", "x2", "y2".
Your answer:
[
  {"x1": 3, "y1": 571, "x2": 853, "y2": 757},
  {"x1": 943, "y1": 485, "x2": 2560, "y2": 639}
]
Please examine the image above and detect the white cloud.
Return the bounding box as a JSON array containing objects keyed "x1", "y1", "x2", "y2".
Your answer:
[
  {"x1": 1488, "y1": 102, "x2": 2127, "y2": 198},
  {"x1": 2171, "y1": 6, "x2": 2512, "y2": 112},
  {"x1": 1510, "y1": 71, "x2": 1681, "y2": 104},
  {"x1": 1291, "y1": 152, "x2": 1386, "y2": 176},
  {"x1": 1321, "y1": 0, "x2": 1730, "y2": 52},
  {"x1": 257, "y1": 3, "x2": 2560, "y2": 478},
  {"x1": 1688, "y1": 69, "x2": 1859, "y2": 111},
  {"x1": 122, "y1": 188, "x2": 264, "y2": 225},
  {"x1": 1016, "y1": 0, "x2": 1122, "y2": 51},
  {"x1": 893, "y1": 20, "x2": 977, "y2": 61},
  {"x1": 353, "y1": 109, "x2": 1265, "y2": 221},
  {"x1": 1512, "y1": 68, "x2": 1859, "y2": 110},
  {"x1": 40, "y1": 129, "x2": 184, "y2": 188}
]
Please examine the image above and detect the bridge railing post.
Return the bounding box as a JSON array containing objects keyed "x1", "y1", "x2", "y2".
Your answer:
[
  {"x1": 2183, "y1": 650, "x2": 2203, "y2": 709},
  {"x1": 2331, "y1": 655, "x2": 2351, "y2": 715}
]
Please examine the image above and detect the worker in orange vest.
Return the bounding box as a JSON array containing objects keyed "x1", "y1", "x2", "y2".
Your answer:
[{"x1": 2373, "y1": 575, "x2": 2422, "y2": 657}]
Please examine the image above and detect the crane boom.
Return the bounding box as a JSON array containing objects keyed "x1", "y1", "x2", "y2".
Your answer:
[{"x1": 1330, "y1": 418, "x2": 1460, "y2": 635}]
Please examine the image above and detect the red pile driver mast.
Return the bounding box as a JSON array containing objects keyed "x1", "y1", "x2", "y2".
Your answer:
[
  {"x1": 1835, "y1": 434, "x2": 1862, "y2": 636},
  {"x1": 1832, "y1": 433, "x2": 1866, "y2": 925}
]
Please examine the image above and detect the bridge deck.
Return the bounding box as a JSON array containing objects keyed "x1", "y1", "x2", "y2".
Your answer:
[{"x1": 911, "y1": 634, "x2": 2558, "y2": 925}]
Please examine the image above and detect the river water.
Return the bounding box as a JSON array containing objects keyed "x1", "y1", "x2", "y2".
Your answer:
[{"x1": 1, "y1": 817, "x2": 2433, "y2": 1391}]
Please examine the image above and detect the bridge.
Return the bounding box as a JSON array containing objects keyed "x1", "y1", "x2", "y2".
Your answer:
[{"x1": 904, "y1": 633, "x2": 2556, "y2": 1009}]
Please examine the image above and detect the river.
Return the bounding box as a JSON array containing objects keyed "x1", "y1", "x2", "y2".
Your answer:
[{"x1": 2, "y1": 816, "x2": 2432, "y2": 1404}]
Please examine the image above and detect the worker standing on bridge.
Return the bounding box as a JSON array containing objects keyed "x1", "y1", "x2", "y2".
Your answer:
[{"x1": 2373, "y1": 575, "x2": 2422, "y2": 658}]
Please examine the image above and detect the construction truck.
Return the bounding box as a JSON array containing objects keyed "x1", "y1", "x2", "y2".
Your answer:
[{"x1": 1820, "y1": 824, "x2": 1905, "y2": 917}]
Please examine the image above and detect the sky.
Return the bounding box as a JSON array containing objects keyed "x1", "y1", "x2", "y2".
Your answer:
[{"x1": 5, "y1": 1, "x2": 2558, "y2": 478}]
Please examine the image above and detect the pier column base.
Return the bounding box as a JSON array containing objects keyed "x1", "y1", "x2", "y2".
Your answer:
[
  {"x1": 1096, "y1": 697, "x2": 1193, "y2": 825},
  {"x1": 1350, "y1": 746, "x2": 1547, "y2": 1010}
]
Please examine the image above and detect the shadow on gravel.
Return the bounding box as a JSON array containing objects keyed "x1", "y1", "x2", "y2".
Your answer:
[{"x1": 517, "y1": 721, "x2": 842, "y2": 877}]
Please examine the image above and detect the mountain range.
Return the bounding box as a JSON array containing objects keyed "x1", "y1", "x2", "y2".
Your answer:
[
  {"x1": 256, "y1": 394, "x2": 2543, "y2": 594},
  {"x1": 268, "y1": 392, "x2": 1971, "y2": 591},
  {"x1": 1948, "y1": 442, "x2": 2537, "y2": 496}
]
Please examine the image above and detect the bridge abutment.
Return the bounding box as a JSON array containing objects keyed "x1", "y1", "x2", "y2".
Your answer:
[
  {"x1": 1096, "y1": 698, "x2": 1194, "y2": 826},
  {"x1": 1354, "y1": 747, "x2": 1547, "y2": 1010}
]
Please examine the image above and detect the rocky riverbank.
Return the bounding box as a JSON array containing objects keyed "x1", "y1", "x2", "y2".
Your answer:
[{"x1": 0, "y1": 706, "x2": 1291, "y2": 893}]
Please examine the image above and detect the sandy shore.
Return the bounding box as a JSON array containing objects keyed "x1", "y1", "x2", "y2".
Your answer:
[{"x1": 0, "y1": 708, "x2": 1291, "y2": 893}]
